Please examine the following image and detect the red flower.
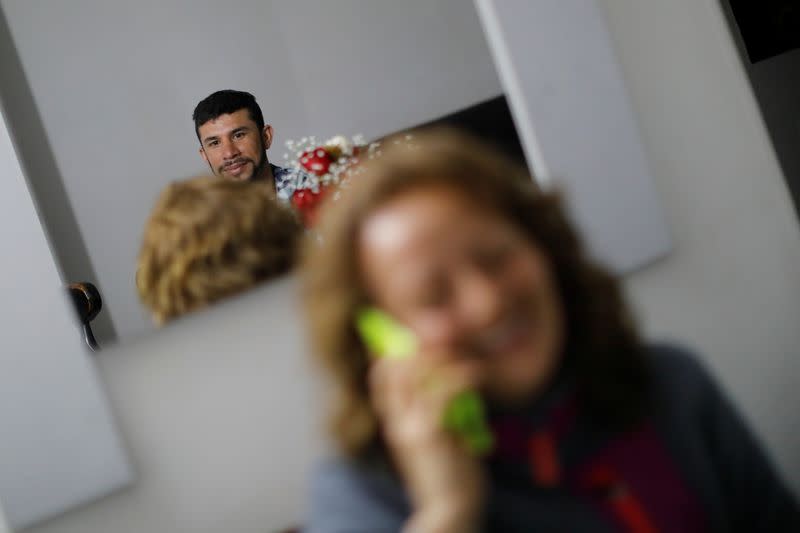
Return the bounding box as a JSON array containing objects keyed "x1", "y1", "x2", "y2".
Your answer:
[
  {"x1": 291, "y1": 186, "x2": 329, "y2": 227},
  {"x1": 299, "y1": 147, "x2": 334, "y2": 177}
]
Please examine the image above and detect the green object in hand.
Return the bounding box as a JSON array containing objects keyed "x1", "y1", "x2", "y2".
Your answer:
[{"x1": 355, "y1": 308, "x2": 494, "y2": 455}]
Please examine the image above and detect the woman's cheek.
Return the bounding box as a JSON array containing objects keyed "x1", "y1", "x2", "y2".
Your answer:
[{"x1": 412, "y1": 312, "x2": 460, "y2": 352}]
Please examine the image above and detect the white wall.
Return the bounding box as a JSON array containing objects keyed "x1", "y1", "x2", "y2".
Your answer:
[
  {"x1": 598, "y1": 0, "x2": 800, "y2": 490},
  {"x1": 475, "y1": 0, "x2": 672, "y2": 275},
  {"x1": 22, "y1": 279, "x2": 326, "y2": 533},
  {"x1": 0, "y1": 107, "x2": 130, "y2": 530},
  {"x1": 270, "y1": 0, "x2": 503, "y2": 142},
  {"x1": 0, "y1": 5, "x2": 119, "y2": 343},
  {"x1": 0, "y1": 504, "x2": 9, "y2": 533},
  {"x1": 0, "y1": 0, "x2": 501, "y2": 345}
]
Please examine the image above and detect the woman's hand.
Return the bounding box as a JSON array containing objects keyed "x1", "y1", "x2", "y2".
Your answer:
[{"x1": 369, "y1": 351, "x2": 485, "y2": 533}]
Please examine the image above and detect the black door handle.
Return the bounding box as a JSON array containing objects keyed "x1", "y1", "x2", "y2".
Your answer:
[{"x1": 67, "y1": 282, "x2": 102, "y2": 351}]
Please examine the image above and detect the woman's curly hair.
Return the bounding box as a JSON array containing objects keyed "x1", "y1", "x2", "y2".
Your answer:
[
  {"x1": 302, "y1": 129, "x2": 649, "y2": 458},
  {"x1": 137, "y1": 176, "x2": 302, "y2": 325}
]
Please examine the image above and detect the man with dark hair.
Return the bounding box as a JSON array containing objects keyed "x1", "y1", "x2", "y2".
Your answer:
[{"x1": 192, "y1": 90, "x2": 299, "y2": 200}]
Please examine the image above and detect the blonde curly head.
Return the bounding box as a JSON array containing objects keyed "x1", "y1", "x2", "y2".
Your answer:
[{"x1": 137, "y1": 176, "x2": 301, "y2": 325}]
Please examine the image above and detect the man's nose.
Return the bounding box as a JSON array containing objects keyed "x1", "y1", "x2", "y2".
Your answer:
[{"x1": 221, "y1": 139, "x2": 240, "y2": 159}]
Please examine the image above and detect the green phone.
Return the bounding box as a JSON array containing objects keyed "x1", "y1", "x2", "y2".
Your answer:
[{"x1": 355, "y1": 307, "x2": 493, "y2": 455}]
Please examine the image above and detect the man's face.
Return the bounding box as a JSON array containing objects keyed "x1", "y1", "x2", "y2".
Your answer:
[{"x1": 198, "y1": 109, "x2": 273, "y2": 181}]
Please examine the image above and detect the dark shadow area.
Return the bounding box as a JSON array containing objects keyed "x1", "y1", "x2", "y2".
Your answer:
[
  {"x1": 411, "y1": 95, "x2": 528, "y2": 168},
  {"x1": 722, "y1": 0, "x2": 800, "y2": 221},
  {"x1": 0, "y1": 6, "x2": 117, "y2": 345},
  {"x1": 727, "y1": 0, "x2": 799, "y2": 63}
]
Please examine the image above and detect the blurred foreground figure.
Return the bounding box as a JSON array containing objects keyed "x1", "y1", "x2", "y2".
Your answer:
[
  {"x1": 302, "y1": 130, "x2": 799, "y2": 532},
  {"x1": 138, "y1": 176, "x2": 301, "y2": 325}
]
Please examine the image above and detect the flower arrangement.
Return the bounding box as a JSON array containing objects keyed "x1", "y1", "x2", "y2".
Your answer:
[{"x1": 281, "y1": 134, "x2": 378, "y2": 226}]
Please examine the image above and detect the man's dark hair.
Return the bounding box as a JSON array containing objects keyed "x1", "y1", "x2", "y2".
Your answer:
[{"x1": 192, "y1": 90, "x2": 265, "y2": 142}]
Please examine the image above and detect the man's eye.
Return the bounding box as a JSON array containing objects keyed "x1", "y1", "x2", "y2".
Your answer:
[
  {"x1": 207, "y1": 140, "x2": 219, "y2": 147},
  {"x1": 234, "y1": 131, "x2": 246, "y2": 139}
]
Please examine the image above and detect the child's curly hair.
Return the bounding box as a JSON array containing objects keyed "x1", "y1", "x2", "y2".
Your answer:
[{"x1": 137, "y1": 176, "x2": 302, "y2": 325}]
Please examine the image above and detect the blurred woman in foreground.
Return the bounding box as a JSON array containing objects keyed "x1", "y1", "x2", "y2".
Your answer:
[{"x1": 302, "y1": 130, "x2": 798, "y2": 532}]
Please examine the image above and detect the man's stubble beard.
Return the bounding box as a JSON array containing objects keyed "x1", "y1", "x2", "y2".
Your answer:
[
  {"x1": 210, "y1": 138, "x2": 269, "y2": 181},
  {"x1": 249, "y1": 147, "x2": 269, "y2": 182}
]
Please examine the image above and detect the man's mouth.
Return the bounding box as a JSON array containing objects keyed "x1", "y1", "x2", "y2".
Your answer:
[{"x1": 223, "y1": 159, "x2": 250, "y2": 177}]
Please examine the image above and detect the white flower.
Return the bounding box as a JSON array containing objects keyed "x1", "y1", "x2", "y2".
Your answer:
[{"x1": 325, "y1": 135, "x2": 353, "y2": 156}]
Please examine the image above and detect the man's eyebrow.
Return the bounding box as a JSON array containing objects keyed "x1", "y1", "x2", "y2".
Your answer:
[{"x1": 203, "y1": 125, "x2": 251, "y2": 144}]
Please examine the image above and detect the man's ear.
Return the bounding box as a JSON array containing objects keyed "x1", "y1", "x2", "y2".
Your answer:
[
  {"x1": 199, "y1": 146, "x2": 209, "y2": 163},
  {"x1": 262, "y1": 125, "x2": 274, "y2": 150}
]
